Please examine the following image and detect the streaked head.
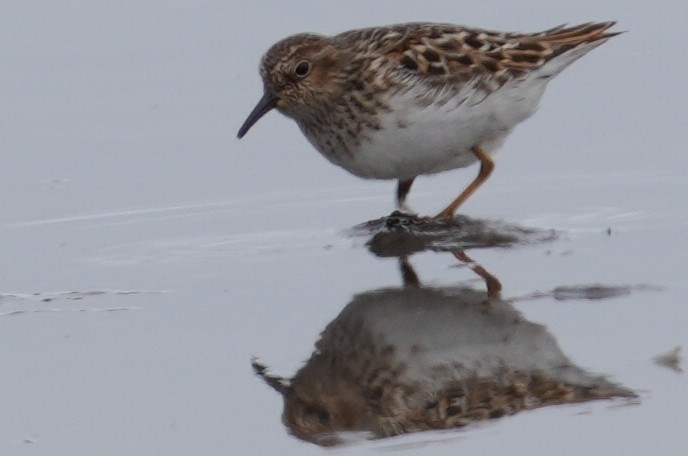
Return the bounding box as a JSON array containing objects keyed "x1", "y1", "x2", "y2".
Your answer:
[{"x1": 237, "y1": 34, "x2": 340, "y2": 138}]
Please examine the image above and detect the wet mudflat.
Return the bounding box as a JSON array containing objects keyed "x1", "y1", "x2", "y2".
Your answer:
[{"x1": 2, "y1": 2, "x2": 688, "y2": 455}]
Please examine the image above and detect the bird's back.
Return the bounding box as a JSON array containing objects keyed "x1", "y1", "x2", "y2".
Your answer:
[{"x1": 332, "y1": 21, "x2": 618, "y2": 87}]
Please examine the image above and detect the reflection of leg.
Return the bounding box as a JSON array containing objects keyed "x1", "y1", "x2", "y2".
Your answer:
[
  {"x1": 436, "y1": 146, "x2": 494, "y2": 219},
  {"x1": 396, "y1": 178, "x2": 415, "y2": 212},
  {"x1": 453, "y1": 250, "x2": 502, "y2": 298},
  {"x1": 399, "y1": 256, "x2": 420, "y2": 288}
]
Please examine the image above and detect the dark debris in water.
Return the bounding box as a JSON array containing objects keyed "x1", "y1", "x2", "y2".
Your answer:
[
  {"x1": 350, "y1": 211, "x2": 557, "y2": 257},
  {"x1": 550, "y1": 284, "x2": 663, "y2": 301},
  {"x1": 552, "y1": 285, "x2": 633, "y2": 301},
  {"x1": 515, "y1": 283, "x2": 662, "y2": 304},
  {"x1": 653, "y1": 347, "x2": 683, "y2": 373}
]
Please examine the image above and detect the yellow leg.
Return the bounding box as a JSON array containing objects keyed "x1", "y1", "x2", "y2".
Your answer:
[
  {"x1": 453, "y1": 250, "x2": 502, "y2": 298},
  {"x1": 436, "y1": 146, "x2": 494, "y2": 219}
]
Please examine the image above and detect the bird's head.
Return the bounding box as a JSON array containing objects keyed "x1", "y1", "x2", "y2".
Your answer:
[{"x1": 237, "y1": 34, "x2": 342, "y2": 138}]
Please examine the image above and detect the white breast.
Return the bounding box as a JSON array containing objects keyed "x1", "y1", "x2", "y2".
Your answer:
[
  {"x1": 338, "y1": 287, "x2": 581, "y2": 390},
  {"x1": 322, "y1": 76, "x2": 549, "y2": 180}
]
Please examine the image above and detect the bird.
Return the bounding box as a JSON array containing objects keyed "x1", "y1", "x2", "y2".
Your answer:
[
  {"x1": 237, "y1": 21, "x2": 619, "y2": 218},
  {"x1": 251, "y1": 256, "x2": 635, "y2": 446}
]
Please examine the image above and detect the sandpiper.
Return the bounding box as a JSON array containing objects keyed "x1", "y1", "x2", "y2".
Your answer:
[{"x1": 238, "y1": 21, "x2": 618, "y2": 217}]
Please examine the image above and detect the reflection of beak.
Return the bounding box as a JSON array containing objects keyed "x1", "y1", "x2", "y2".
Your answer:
[
  {"x1": 237, "y1": 90, "x2": 278, "y2": 139},
  {"x1": 251, "y1": 358, "x2": 291, "y2": 396}
]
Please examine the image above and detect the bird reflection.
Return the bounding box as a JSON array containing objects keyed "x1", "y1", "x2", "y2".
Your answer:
[{"x1": 252, "y1": 253, "x2": 635, "y2": 446}]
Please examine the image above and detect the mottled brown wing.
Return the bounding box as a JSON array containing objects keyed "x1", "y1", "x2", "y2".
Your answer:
[{"x1": 335, "y1": 22, "x2": 617, "y2": 85}]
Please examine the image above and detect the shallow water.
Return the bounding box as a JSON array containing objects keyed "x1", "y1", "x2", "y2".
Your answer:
[{"x1": 2, "y1": 1, "x2": 687, "y2": 455}]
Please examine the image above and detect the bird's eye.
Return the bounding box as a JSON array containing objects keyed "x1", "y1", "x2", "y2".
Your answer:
[
  {"x1": 294, "y1": 61, "x2": 311, "y2": 77},
  {"x1": 316, "y1": 409, "x2": 330, "y2": 425},
  {"x1": 305, "y1": 405, "x2": 330, "y2": 425}
]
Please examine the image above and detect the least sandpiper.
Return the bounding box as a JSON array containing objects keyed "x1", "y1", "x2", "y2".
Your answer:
[
  {"x1": 238, "y1": 22, "x2": 618, "y2": 217},
  {"x1": 252, "y1": 257, "x2": 634, "y2": 446}
]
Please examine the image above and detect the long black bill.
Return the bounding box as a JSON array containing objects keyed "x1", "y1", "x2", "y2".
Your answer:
[{"x1": 237, "y1": 90, "x2": 278, "y2": 139}]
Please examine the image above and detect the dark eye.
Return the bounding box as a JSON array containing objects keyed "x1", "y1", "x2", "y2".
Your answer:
[
  {"x1": 294, "y1": 61, "x2": 311, "y2": 77},
  {"x1": 316, "y1": 409, "x2": 330, "y2": 425},
  {"x1": 305, "y1": 405, "x2": 330, "y2": 425}
]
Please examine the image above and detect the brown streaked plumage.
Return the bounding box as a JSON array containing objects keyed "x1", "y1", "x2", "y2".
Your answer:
[
  {"x1": 238, "y1": 22, "x2": 619, "y2": 217},
  {"x1": 252, "y1": 256, "x2": 636, "y2": 446}
]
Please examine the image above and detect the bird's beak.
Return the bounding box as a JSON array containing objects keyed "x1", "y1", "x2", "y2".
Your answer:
[
  {"x1": 237, "y1": 90, "x2": 278, "y2": 139},
  {"x1": 251, "y1": 358, "x2": 291, "y2": 396}
]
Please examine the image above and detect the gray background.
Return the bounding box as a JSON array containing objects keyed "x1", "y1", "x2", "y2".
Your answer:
[{"x1": 1, "y1": 1, "x2": 686, "y2": 455}]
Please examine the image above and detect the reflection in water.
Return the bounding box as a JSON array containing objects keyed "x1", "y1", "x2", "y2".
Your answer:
[{"x1": 253, "y1": 255, "x2": 636, "y2": 447}]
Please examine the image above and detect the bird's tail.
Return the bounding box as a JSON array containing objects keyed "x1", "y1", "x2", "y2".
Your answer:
[
  {"x1": 538, "y1": 21, "x2": 620, "y2": 54},
  {"x1": 533, "y1": 21, "x2": 621, "y2": 78}
]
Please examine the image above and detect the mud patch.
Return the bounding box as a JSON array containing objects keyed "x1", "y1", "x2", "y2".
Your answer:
[{"x1": 350, "y1": 211, "x2": 557, "y2": 256}]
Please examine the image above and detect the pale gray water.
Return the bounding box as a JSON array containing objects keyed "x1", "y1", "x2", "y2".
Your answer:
[{"x1": 1, "y1": 1, "x2": 687, "y2": 455}]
